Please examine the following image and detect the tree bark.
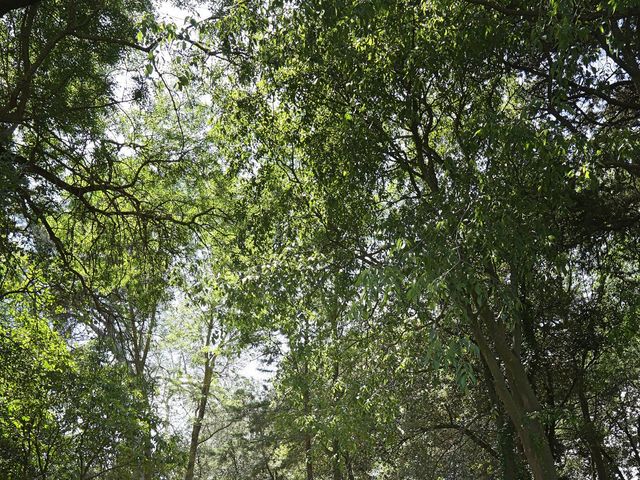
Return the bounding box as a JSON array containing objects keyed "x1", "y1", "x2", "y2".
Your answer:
[
  {"x1": 468, "y1": 299, "x2": 559, "y2": 480},
  {"x1": 303, "y1": 319, "x2": 314, "y2": 480},
  {"x1": 481, "y1": 360, "x2": 527, "y2": 479},
  {"x1": 184, "y1": 319, "x2": 217, "y2": 480},
  {"x1": 331, "y1": 439, "x2": 343, "y2": 480},
  {"x1": 345, "y1": 452, "x2": 355, "y2": 480},
  {"x1": 577, "y1": 377, "x2": 611, "y2": 480}
]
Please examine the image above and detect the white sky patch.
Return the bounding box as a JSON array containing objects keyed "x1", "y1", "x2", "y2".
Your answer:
[
  {"x1": 238, "y1": 348, "x2": 278, "y2": 385},
  {"x1": 157, "y1": 1, "x2": 210, "y2": 23}
]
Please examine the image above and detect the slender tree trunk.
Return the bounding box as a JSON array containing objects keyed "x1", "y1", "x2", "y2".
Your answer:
[
  {"x1": 577, "y1": 377, "x2": 611, "y2": 480},
  {"x1": 128, "y1": 306, "x2": 157, "y2": 480},
  {"x1": 142, "y1": 437, "x2": 153, "y2": 480},
  {"x1": 303, "y1": 389, "x2": 314, "y2": 480},
  {"x1": 184, "y1": 319, "x2": 217, "y2": 480},
  {"x1": 332, "y1": 439, "x2": 343, "y2": 480},
  {"x1": 266, "y1": 461, "x2": 277, "y2": 480},
  {"x1": 468, "y1": 299, "x2": 558, "y2": 480},
  {"x1": 345, "y1": 453, "x2": 355, "y2": 480},
  {"x1": 303, "y1": 319, "x2": 314, "y2": 480},
  {"x1": 330, "y1": 299, "x2": 343, "y2": 480}
]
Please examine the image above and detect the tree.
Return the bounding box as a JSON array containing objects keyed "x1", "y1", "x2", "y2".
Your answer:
[
  {"x1": 1, "y1": 2, "x2": 215, "y2": 477},
  {"x1": 2, "y1": 0, "x2": 640, "y2": 478},
  {"x1": 198, "y1": 0, "x2": 640, "y2": 477}
]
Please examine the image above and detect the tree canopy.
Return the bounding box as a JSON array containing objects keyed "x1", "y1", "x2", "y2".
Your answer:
[{"x1": 1, "y1": 0, "x2": 639, "y2": 479}]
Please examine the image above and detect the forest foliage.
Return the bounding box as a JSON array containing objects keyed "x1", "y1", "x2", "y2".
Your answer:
[{"x1": 1, "y1": 0, "x2": 640, "y2": 479}]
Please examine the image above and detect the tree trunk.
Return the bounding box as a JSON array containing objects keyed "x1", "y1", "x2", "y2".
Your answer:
[
  {"x1": 304, "y1": 395, "x2": 314, "y2": 480},
  {"x1": 184, "y1": 319, "x2": 217, "y2": 480},
  {"x1": 330, "y1": 301, "x2": 343, "y2": 480},
  {"x1": 345, "y1": 452, "x2": 355, "y2": 480},
  {"x1": 498, "y1": 410, "x2": 528, "y2": 480},
  {"x1": 577, "y1": 377, "x2": 611, "y2": 480},
  {"x1": 482, "y1": 360, "x2": 527, "y2": 479},
  {"x1": 303, "y1": 320, "x2": 314, "y2": 480},
  {"x1": 468, "y1": 299, "x2": 558, "y2": 480},
  {"x1": 332, "y1": 439, "x2": 343, "y2": 480}
]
